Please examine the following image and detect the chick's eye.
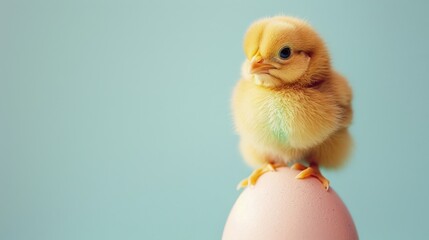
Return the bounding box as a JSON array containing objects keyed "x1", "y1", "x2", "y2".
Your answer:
[{"x1": 279, "y1": 46, "x2": 292, "y2": 59}]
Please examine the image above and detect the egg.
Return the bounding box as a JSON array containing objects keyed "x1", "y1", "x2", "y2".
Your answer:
[{"x1": 222, "y1": 167, "x2": 358, "y2": 240}]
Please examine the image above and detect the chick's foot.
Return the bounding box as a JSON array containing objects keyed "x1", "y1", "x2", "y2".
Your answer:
[
  {"x1": 295, "y1": 163, "x2": 330, "y2": 191},
  {"x1": 237, "y1": 163, "x2": 285, "y2": 190},
  {"x1": 291, "y1": 162, "x2": 307, "y2": 170}
]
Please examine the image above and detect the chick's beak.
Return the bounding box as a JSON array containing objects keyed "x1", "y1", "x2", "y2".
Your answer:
[{"x1": 249, "y1": 55, "x2": 275, "y2": 74}]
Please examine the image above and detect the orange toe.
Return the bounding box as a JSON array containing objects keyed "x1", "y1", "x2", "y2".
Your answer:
[
  {"x1": 237, "y1": 162, "x2": 285, "y2": 190},
  {"x1": 291, "y1": 163, "x2": 307, "y2": 170},
  {"x1": 295, "y1": 165, "x2": 330, "y2": 191}
]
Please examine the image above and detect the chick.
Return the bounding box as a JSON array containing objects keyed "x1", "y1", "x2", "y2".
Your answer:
[{"x1": 232, "y1": 16, "x2": 353, "y2": 190}]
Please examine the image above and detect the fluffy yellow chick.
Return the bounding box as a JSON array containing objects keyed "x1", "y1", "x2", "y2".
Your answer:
[{"x1": 232, "y1": 16, "x2": 353, "y2": 190}]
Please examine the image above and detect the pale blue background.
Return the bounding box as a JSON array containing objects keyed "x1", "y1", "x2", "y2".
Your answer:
[{"x1": 1, "y1": 0, "x2": 429, "y2": 239}]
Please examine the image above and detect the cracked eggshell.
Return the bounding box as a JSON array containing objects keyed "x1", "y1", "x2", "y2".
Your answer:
[{"x1": 222, "y1": 167, "x2": 358, "y2": 240}]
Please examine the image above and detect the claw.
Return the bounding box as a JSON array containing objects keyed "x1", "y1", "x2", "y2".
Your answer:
[
  {"x1": 237, "y1": 163, "x2": 284, "y2": 190},
  {"x1": 291, "y1": 163, "x2": 307, "y2": 170},
  {"x1": 295, "y1": 163, "x2": 330, "y2": 191}
]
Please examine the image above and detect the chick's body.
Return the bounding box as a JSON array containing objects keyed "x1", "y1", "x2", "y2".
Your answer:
[{"x1": 232, "y1": 16, "x2": 353, "y2": 188}]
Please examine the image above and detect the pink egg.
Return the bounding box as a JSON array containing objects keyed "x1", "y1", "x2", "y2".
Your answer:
[{"x1": 223, "y1": 167, "x2": 358, "y2": 240}]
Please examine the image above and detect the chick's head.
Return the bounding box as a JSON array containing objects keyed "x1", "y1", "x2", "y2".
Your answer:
[{"x1": 243, "y1": 16, "x2": 330, "y2": 88}]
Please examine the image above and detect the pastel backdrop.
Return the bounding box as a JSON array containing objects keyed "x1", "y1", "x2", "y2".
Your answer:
[{"x1": 1, "y1": 0, "x2": 428, "y2": 239}]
